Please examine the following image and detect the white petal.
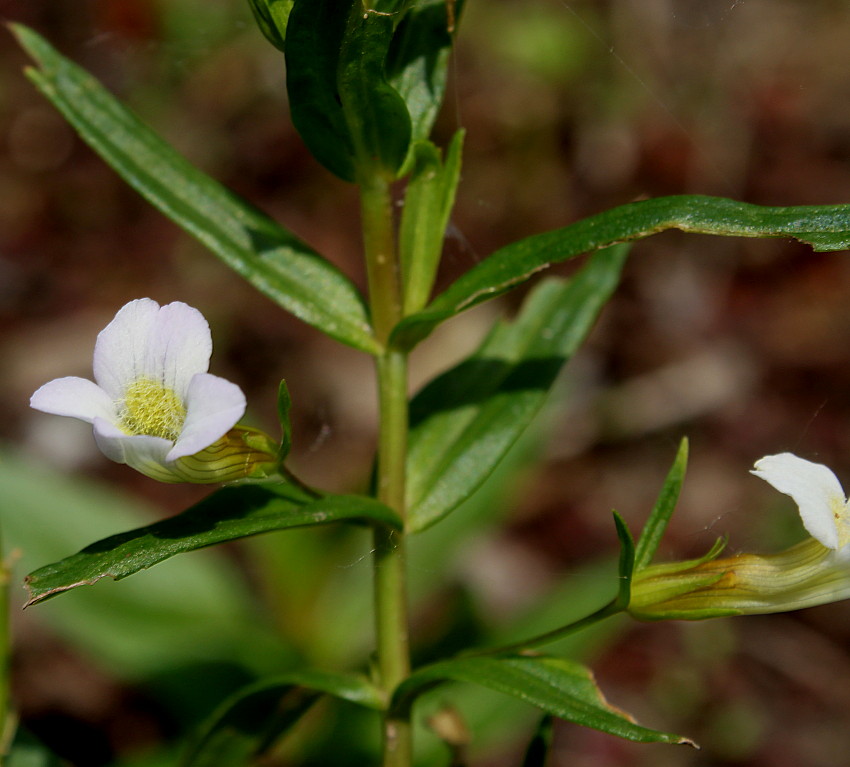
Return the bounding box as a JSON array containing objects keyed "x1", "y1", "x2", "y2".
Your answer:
[
  {"x1": 30, "y1": 377, "x2": 117, "y2": 424},
  {"x1": 751, "y1": 453, "x2": 846, "y2": 549},
  {"x1": 167, "y1": 373, "x2": 246, "y2": 460},
  {"x1": 93, "y1": 418, "x2": 178, "y2": 481},
  {"x1": 93, "y1": 298, "x2": 161, "y2": 398},
  {"x1": 144, "y1": 301, "x2": 212, "y2": 397}
]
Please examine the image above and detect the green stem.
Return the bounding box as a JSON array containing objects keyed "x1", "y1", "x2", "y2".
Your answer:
[
  {"x1": 361, "y1": 174, "x2": 412, "y2": 766},
  {"x1": 464, "y1": 599, "x2": 624, "y2": 659},
  {"x1": 361, "y1": 173, "x2": 402, "y2": 345}
]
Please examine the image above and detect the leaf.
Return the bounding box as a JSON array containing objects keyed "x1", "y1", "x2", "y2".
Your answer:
[
  {"x1": 338, "y1": 8, "x2": 412, "y2": 176},
  {"x1": 24, "y1": 484, "x2": 401, "y2": 607},
  {"x1": 182, "y1": 670, "x2": 382, "y2": 767},
  {"x1": 247, "y1": 0, "x2": 294, "y2": 51},
  {"x1": 284, "y1": 0, "x2": 355, "y2": 180},
  {"x1": 406, "y1": 244, "x2": 629, "y2": 532},
  {"x1": 392, "y1": 194, "x2": 850, "y2": 347},
  {"x1": 10, "y1": 24, "x2": 378, "y2": 354},
  {"x1": 634, "y1": 437, "x2": 689, "y2": 571},
  {"x1": 0, "y1": 449, "x2": 283, "y2": 677},
  {"x1": 286, "y1": 0, "x2": 411, "y2": 180},
  {"x1": 399, "y1": 132, "x2": 464, "y2": 313},
  {"x1": 387, "y1": 0, "x2": 465, "y2": 144},
  {"x1": 391, "y1": 655, "x2": 694, "y2": 746}
]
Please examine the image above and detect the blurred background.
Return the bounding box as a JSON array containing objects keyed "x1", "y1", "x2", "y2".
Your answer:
[{"x1": 3, "y1": 0, "x2": 850, "y2": 765}]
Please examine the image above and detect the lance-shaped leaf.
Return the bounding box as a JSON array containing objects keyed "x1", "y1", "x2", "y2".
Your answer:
[
  {"x1": 391, "y1": 655, "x2": 694, "y2": 746},
  {"x1": 392, "y1": 194, "x2": 850, "y2": 347},
  {"x1": 406, "y1": 244, "x2": 628, "y2": 532},
  {"x1": 387, "y1": 0, "x2": 465, "y2": 144},
  {"x1": 24, "y1": 484, "x2": 401, "y2": 606},
  {"x1": 11, "y1": 24, "x2": 378, "y2": 354},
  {"x1": 182, "y1": 670, "x2": 382, "y2": 767},
  {"x1": 286, "y1": 0, "x2": 411, "y2": 180}
]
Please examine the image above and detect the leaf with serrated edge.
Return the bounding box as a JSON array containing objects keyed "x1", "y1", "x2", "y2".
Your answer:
[{"x1": 24, "y1": 484, "x2": 400, "y2": 606}]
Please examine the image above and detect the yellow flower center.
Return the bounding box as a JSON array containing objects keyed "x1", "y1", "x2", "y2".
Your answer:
[{"x1": 119, "y1": 378, "x2": 186, "y2": 441}]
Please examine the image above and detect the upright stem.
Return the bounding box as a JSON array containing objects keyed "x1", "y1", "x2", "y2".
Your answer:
[{"x1": 360, "y1": 171, "x2": 413, "y2": 766}]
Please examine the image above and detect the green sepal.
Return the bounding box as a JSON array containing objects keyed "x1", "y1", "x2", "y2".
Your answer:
[
  {"x1": 400, "y1": 132, "x2": 464, "y2": 313},
  {"x1": 277, "y1": 379, "x2": 294, "y2": 461},
  {"x1": 392, "y1": 195, "x2": 850, "y2": 348},
  {"x1": 181, "y1": 670, "x2": 382, "y2": 767},
  {"x1": 612, "y1": 511, "x2": 636, "y2": 609},
  {"x1": 391, "y1": 655, "x2": 695, "y2": 746},
  {"x1": 246, "y1": 0, "x2": 294, "y2": 51},
  {"x1": 24, "y1": 485, "x2": 401, "y2": 606},
  {"x1": 11, "y1": 23, "x2": 378, "y2": 354},
  {"x1": 406, "y1": 244, "x2": 628, "y2": 532},
  {"x1": 634, "y1": 438, "x2": 689, "y2": 571}
]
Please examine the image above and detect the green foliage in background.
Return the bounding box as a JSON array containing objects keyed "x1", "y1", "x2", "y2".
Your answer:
[{"x1": 8, "y1": 2, "x2": 850, "y2": 765}]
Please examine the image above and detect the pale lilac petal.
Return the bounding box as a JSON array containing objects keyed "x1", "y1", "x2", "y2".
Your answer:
[
  {"x1": 30, "y1": 377, "x2": 117, "y2": 424},
  {"x1": 752, "y1": 453, "x2": 845, "y2": 549},
  {"x1": 93, "y1": 298, "x2": 161, "y2": 398},
  {"x1": 93, "y1": 418, "x2": 177, "y2": 481},
  {"x1": 144, "y1": 302, "x2": 212, "y2": 398},
  {"x1": 167, "y1": 373, "x2": 246, "y2": 460}
]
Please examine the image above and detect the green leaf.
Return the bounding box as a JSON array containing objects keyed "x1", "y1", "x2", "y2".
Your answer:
[
  {"x1": 339, "y1": 9, "x2": 412, "y2": 176},
  {"x1": 182, "y1": 670, "x2": 382, "y2": 767},
  {"x1": 1, "y1": 449, "x2": 284, "y2": 677},
  {"x1": 387, "y1": 0, "x2": 465, "y2": 144},
  {"x1": 246, "y1": 0, "x2": 294, "y2": 51},
  {"x1": 391, "y1": 655, "x2": 694, "y2": 746},
  {"x1": 633, "y1": 438, "x2": 689, "y2": 571},
  {"x1": 285, "y1": 0, "x2": 355, "y2": 180},
  {"x1": 406, "y1": 244, "x2": 628, "y2": 532},
  {"x1": 10, "y1": 24, "x2": 378, "y2": 354},
  {"x1": 24, "y1": 484, "x2": 401, "y2": 607},
  {"x1": 393, "y1": 194, "x2": 850, "y2": 347},
  {"x1": 399, "y1": 132, "x2": 464, "y2": 313},
  {"x1": 285, "y1": 0, "x2": 411, "y2": 180}
]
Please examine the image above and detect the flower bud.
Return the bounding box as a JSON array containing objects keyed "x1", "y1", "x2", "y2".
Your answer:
[{"x1": 630, "y1": 537, "x2": 850, "y2": 620}]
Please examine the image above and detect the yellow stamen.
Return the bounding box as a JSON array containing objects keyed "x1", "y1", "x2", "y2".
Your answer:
[{"x1": 119, "y1": 378, "x2": 186, "y2": 440}]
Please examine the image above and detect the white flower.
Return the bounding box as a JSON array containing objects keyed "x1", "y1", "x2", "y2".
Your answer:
[
  {"x1": 751, "y1": 452, "x2": 850, "y2": 552},
  {"x1": 31, "y1": 298, "x2": 246, "y2": 482}
]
